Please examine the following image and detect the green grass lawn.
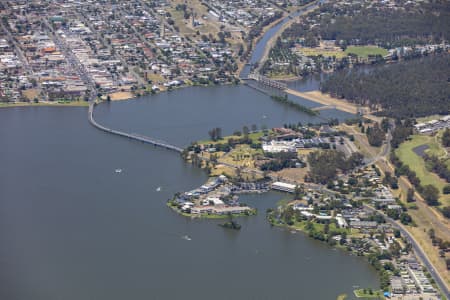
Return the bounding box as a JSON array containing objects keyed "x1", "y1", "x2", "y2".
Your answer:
[
  {"x1": 297, "y1": 47, "x2": 347, "y2": 59},
  {"x1": 354, "y1": 289, "x2": 385, "y2": 299},
  {"x1": 345, "y1": 46, "x2": 388, "y2": 58},
  {"x1": 198, "y1": 131, "x2": 266, "y2": 145},
  {"x1": 395, "y1": 134, "x2": 449, "y2": 206},
  {"x1": 292, "y1": 220, "x2": 351, "y2": 235}
]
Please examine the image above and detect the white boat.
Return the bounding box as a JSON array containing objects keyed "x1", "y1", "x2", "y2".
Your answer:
[
  {"x1": 182, "y1": 235, "x2": 191, "y2": 241},
  {"x1": 115, "y1": 169, "x2": 122, "y2": 173},
  {"x1": 156, "y1": 187, "x2": 161, "y2": 192}
]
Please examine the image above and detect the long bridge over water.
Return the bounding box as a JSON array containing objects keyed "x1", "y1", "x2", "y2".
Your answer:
[
  {"x1": 88, "y1": 103, "x2": 183, "y2": 153},
  {"x1": 244, "y1": 73, "x2": 339, "y2": 113},
  {"x1": 246, "y1": 73, "x2": 287, "y2": 90}
]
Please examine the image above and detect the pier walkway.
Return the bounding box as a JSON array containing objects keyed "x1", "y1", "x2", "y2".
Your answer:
[{"x1": 88, "y1": 103, "x2": 183, "y2": 153}]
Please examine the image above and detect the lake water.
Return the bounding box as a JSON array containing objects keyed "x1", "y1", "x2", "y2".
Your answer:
[
  {"x1": 0, "y1": 88, "x2": 378, "y2": 300},
  {"x1": 94, "y1": 85, "x2": 352, "y2": 147},
  {"x1": 0, "y1": 1, "x2": 378, "y2": 297}
]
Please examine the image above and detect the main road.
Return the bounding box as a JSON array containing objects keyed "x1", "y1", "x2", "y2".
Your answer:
[{"x1": 364, "y1": 205, "x2": 450, "y2": 299}]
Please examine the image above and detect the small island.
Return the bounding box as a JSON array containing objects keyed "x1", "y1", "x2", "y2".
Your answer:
[{"x1": 219, "y1": 216, "x2": 242, "y2": 230}]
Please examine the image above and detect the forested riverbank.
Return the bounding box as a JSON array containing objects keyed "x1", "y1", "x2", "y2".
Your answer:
[{"x1": 320, "y1": 54, "x2": 450, "y2": 118}]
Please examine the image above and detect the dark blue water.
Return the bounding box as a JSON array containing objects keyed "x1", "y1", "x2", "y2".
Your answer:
[
  {"x1": 0, "y1": 0, "x2": 380, "y2": 297},
  {"x1": 0, "y1": 101, "x2": 377, "y2": 300},
  {"x1": 94, "y1": 85, "x2": 352, "y2": 147}
]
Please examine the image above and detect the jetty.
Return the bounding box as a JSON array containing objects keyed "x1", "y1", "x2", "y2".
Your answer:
[{"x1": 88, "y1": 103, "x2": 183, "y2": 153}]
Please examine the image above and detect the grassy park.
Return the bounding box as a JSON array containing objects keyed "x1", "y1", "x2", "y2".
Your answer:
[
  {"x1": 344, "y1": 46, "x2": 388, "y2": 58},
  {"x1": 198, "y1": 131, "x2": 266, "y2": 145},
  {"x1": 296, "y1": 45, "x2": 388, "y2": 59},
  {"x1": 297, "y1": 47, "x2": 347, "y2": 58},
  {"x1": 395, "y1": 134, "x2": 449, "y2": 206}
]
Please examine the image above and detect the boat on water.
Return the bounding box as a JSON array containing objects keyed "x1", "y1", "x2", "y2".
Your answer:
[
  {"x1": 115, "y1": 169, "x2": 122, "y2": 173},
  {"x1": 182, "y1": 235, "x2": 191, "y2": 241},
  {"x1": 156, "y1": 187, "x2": 161, "y2": 192}
]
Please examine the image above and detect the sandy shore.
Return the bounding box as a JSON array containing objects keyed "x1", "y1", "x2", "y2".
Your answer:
[
  {"x1": 286, "y1": 89, "x2": 381, "y2": 122},
  {"x1": 108, "y1": 91, "x2": 134, "y2": 101}
]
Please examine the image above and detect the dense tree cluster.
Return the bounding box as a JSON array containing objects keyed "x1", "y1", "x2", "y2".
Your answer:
[
  {"x1": 443, "y1": 129, "x2": 450, "y2": 147},
  {"x1": 429, "y1": 230, "x2": 450, "y2": 252},
  {"x1": 367, "y1": 251, "x2": 395, "y2": 290},
  {"x1": 390, "y1": 119, "x2": 414, "y2": 149},
  {"x1": 444, "y1": 185, "x2": 450, "y2": 195},
  {"x1": 260, "y1": 152, "x2": 299, "y2": 171},
  {"x1": 421, "y1": 184, "x2": 440, "y2": 206},
  {"x1": 423, "y1": 154, "x2": 450, "y2": 183},
  {"x1": 366, "y1": 123, "x2": 385, "y2": 147},
  {"x1": 383, "y1": 172, "x2": 399, "y2": 189},
  {"x1": 306, "y1": 150, "x2": 363, "y2": 184},
  {"x1": 283, "y1": 0, "x2": 450, "y2": 48},
  {"x1": 208, "y1": 127, "x2": 222, "y2": 141},
  {"x1": 321, "y1": 54, "x2": 450, "y2": 118},
  {"x1": 443, "y1": 206, "x2": 450, "y2": 219}
]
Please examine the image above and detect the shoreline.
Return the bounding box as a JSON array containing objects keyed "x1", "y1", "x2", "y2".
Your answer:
[
  {"x1": 0, "y1": 100, "x2": 89, "y2": 108},
  {"x1": 268, "y1": 217, "x2": 386, "y2": 297},
  {"x1": 285, "y1": 89, "x2": 381, "y2": 122},
  {"x1": 0, "y1": 82, "x2": 377, "y2": 123}
]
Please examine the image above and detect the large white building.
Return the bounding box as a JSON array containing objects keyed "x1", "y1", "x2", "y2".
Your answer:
[
  {"x1": 414, "y1": 115, "x2": 450, "y2": 134},
  {"x1": 271, "y1": 181, "x2": 296, "y2": 193},
  {"x1": 262, "y1": 140, "x2": 296, "y2": 153}
]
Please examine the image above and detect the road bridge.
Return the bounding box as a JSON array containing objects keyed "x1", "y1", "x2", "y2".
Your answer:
[
  {"x1": 88, "y1": 103, "x2": 183, "y2": 153},
  {"x1": 246, "y1": 73, "x2": 287, "y2": 90}
]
